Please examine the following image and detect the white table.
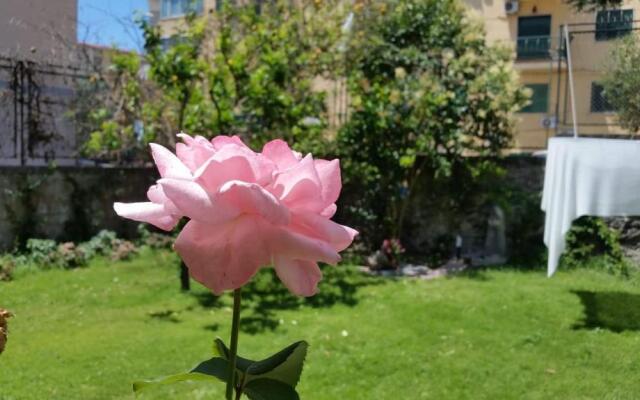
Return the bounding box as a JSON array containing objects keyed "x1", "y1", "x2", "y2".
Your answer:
[{"x1": 542, "y1": 137, "x2": 640, "y2": 276}]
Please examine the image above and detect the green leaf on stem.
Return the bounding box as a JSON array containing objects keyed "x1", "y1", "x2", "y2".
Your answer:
[
  {"x1": 214, "y1": 337, "x2": 255, "y2": 372},
  {"x1": 132, "y1": 339, "x2": 308, "y2": 396},
  {"x1": 215, "y1": 337, "x2": 308, "y2": 388},
  {"x1": 132, "y1": 357, "x2": 228, "y2": 393},
  {"x1": 246, "y1": 341, "x2": 308, "y2": 387},
  {"x1": 243, "y1": 378, "x2": 300, "y2": 400}
]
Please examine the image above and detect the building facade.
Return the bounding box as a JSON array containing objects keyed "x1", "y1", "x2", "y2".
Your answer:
[
  {"x1": 0, "y1": 0, "x2": 81, "y2": 166},
  {"x1": 467, "y1": 0, "x2": 639, "y2": 151}
]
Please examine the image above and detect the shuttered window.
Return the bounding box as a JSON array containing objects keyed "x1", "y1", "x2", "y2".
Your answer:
[{"x1": 522, "y1": 84, "x2": 549, "y2": 113}]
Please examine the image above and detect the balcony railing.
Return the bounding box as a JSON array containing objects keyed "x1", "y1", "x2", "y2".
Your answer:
[{"x1": 516, "y1": 36, "x2": 551, "y2": 60}]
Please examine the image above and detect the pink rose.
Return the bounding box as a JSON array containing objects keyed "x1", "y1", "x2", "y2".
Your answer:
[{"x1": 114, "y1": 134, "x2": 357, "y2": 296}]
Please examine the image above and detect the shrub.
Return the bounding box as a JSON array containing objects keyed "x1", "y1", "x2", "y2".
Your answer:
[
  {"x1": 82, "y1": 230, "x2": 118, "y2": 258},
  {"x1": 56, "y1": 242, "x2": 88, "y2": 269},
  {"x1": 137, "y1": 224, "x2": 173, "y2": 249},
  {"x1": 25, "y1": 239, "x2": 59, "y2": 269},
  {"x1": 110, "y1": 239, "x2": 137, "y2": 261},
  {"x1": 563, "y1": 216, "x2": 629, "y2": 275},
  {"x1": 0, "y1": 256, "x2": 15, "y2": 281}
]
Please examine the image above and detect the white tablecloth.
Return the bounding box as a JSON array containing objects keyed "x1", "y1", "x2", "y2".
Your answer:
[{"x1": 542, "y1": 137, "x2": 640, "y2": 276}]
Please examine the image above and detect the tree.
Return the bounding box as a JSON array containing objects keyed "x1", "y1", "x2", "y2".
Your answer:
[
  {"x1": 601, "y1": 34, "x2": 640, "y2": 133},
  {"x1": 78, "y1": 1, "x2": 347, "y2": 162},
  {"x1": 564, "y1": 0, "x2": 623, "y2": 12},
  {"x1": 337, "y1": 0, "x2": 529, "y2": 247}
]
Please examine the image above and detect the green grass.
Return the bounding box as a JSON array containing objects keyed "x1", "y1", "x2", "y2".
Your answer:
[{"x1": 2, "y1": 249, "x2": 640, "y2": 399}]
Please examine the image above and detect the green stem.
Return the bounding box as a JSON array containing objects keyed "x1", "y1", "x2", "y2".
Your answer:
[{"x1": 226, "y1": 288, "x2": 242, "y2": 400}]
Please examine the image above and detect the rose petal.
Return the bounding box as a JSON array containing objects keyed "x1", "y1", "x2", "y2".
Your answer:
[
  {"x1": 274, "y1": 257, "x2": 322, "y2": 297},
  {"x1": 194, "y1": 144, "x2": 274, "y2": 191},
  {"x1": 315, "y1": 159, "x2": 341, "y2": 207},
  {"x1": 175, "y1": 218, "x2": 271, "y2": 294},
  {"x1": 159, "y1": 178, "x2": 240, "y2": 224},
  {"x1": 272, "y1": 154, "x2": 324, "y2": 212},
  {"x1": 217, "y1": 180, "x2": 290, "y2": 225},
  {"x1": 291, "y1": 211, "x2": 358, "y2": 252},
  {"x1": 211, "y1": 135, "x2": 247, "y2": 150},
  {"x1": 147, "y1": 184, "x2": 179, "y2": 215},
  {"x1": 320, "y1": 204, "x2": 337, "y2": 218},
  {"x1": 113, "y1": 202, "x2": 178, "y2": 231},
  {"x1": 176, "y1": 134, "x2": 216, "y2": 172},
  {"x1": 149, "y1": 143, "x2": 192, "y2": 179},
  {"x1": 270, "y1": 226, "x2": 341, "y2": 265},
  {"x1": 262, "y1": 139, "x2": 300, "y2": 170}
]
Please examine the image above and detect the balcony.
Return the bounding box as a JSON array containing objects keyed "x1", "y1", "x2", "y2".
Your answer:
[{"x1": 516, "y1": 36, "x2": 551, "y2": 61}]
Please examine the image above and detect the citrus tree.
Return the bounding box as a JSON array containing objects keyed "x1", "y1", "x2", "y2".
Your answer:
[{"x1": 338, "y1": 0, "x2": 529, "y2": 245}]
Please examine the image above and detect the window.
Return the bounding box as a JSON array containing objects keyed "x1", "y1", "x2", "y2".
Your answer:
[
  {"x1": 521, "y1": 84, "x2": 549, "y2": 113},
  {"x1": 160, "y1": 0, "x2": 203, "y2": 18},
  {"x1": 517, "y1": 16, "x2": 551, "y2": 60},
  {"x1": 595, "y1": 9, "x2": 633, "y2": 41},
  {"x1": 591, "y1": 83, "x2": 615, "y2": 113}
]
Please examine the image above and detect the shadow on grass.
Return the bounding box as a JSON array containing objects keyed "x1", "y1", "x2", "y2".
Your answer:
[
  {"x1": 454, "y1": 267, "x2": 492, "y2": 281},
  {"x1": 192, "y1": 266, "x2": 385, "y2": 334},
  {"x1": 148, "y1": 309, "x2": 181, "y2": 323},
  {"x1": 572, "y1": 290, "x2": 640, "y2": 332}
]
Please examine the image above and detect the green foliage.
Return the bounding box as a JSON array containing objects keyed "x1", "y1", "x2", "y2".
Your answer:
[
  {"x1": 338, "y1": 0, "x2": 528, "y2": 243},
  {"x1": 137, "y1": 224, "x2": 174, "y2": 249},
  {"x1": 0, "y1": 255, "x2": 16, "y2": 281},
  {"x1": 562, "y1": 216, "x2": 629, "y2": 275},
  {"x1": 3, "y1": 230, "x2": 140, "y2": 272},
  {"x1": 79, "y1": 1, "x2": 346, "y2": 161},
  {"x1": 78, "y1": 51, "x2": 151, "y2": 162},
  {"x1": 25, "y1": 239, "x2": 59, "y2": 268},
  {"x1": 134, "y1": 338, "x2": 307, "y2": 399},
  {"x1": 22, "y1": 239, "x2": 88, "y2": 269},
  {"x1": 202, "y1": 1, "x2": 343, "y2": 152},
  {"x1": 602, "y1": 34, "x2": 640, "y2": 133},
  {"x1": 80, "y1": 230, "x2": 118, "y2": 259},
  {"x1": 132, "y1": 358, "x2": 227, "y2": 392}
]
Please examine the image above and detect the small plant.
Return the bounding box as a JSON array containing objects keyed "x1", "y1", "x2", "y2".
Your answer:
[
  {"x1": 382, "y1": 238, "x2": 405, "y2": 269},
  {"x1": 57, "y1": 242, "x2": 88, "y2": 269},
  {"x1": 563, "y1": 217, "x2": 629, "y2": 275},
  {"x1": 0, "y1": 256, "x2": 15, "y2": 281},
  {"x1": 0, "y1": 308, "x2": 11, "y2": 355},
  {"x1": 110, "y1": 239, "x2": 137, "y2": 261},
  {"x1": 25, "y1": 239, "x2": 59, "y2": 268},
  {"x1": 137, "y1": 224, "x2": 173, "y2": 249},
  {"x1": 82, "y1": 230, "x2": 118, "y2": 258}
]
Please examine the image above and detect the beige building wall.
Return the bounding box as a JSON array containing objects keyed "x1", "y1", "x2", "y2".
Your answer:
[
  {"x1": 0, "y1": 0, "x2": 77, "y2": 63},
  {"x1": 467, "y1": 0, "x2": 639, "y2": 151}
]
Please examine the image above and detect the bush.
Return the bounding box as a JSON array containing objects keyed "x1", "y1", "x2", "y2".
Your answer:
[
  {"x1": 562, "y1": 216, "x2": 629, "y2": 275},
  {"x1": 110, "y1": 239, "x2": 137, "y2": 261},
  {"x1": 25, "y1": 239, "x2": 59, "y2": 269},
  {"x1": 81, "y1": 230, "x2": 118, "y2": 258},
  {"x1": 56, "y1": 242, "x2": 88, "y2": 269},
  {"x1": 137, "y1": 224, "x2": 173, "y2": 249},
  {"x1": 0, "y1": 256, "x2": 15, "y2": 281}
]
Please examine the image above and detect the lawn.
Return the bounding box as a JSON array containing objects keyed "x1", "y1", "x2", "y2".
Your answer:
[{"x1": 1, "y1": 249, "x2": 640, "y2": 399}]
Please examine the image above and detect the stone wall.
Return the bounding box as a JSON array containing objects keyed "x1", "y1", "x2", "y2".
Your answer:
[{"x1": 0, "y1": 166, "x2": 157, "y2": 250}]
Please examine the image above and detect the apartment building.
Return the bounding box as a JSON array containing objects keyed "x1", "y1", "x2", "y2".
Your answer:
[{"x1": 468, "y1": 0, "x2": 639, "y2": 151}]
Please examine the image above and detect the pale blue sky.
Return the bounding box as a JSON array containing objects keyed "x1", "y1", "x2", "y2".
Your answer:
[{"x1": 77, "y1": 0, "x2": 149, "y2": 52}]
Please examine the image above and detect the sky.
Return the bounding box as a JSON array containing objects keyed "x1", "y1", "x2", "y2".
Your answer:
[{"x1": 77, "y1": 0, "x2": 148, "y2": 52}]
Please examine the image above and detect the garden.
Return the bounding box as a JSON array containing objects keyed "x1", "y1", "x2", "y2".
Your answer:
[{"x1": 2, "y1": 0, "x2": 640, "y2": 399}]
